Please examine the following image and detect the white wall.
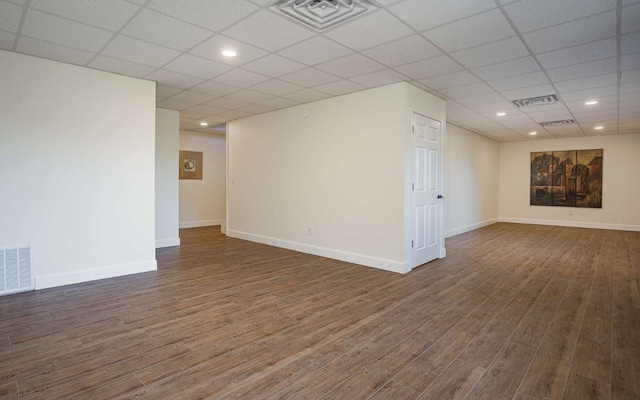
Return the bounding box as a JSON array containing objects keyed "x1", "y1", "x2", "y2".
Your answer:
[
  {"x1": 499, "y1": 133, "x2": 640, "y2": 231},
  {"x1": 444, "y1": 124, "x2": 500, "y2": 237},
  {"x1": 227, "y1": 82, "x2": 445, "y2": 273},
  {"x1": 0, "y1": 50, "x2": 157, "y2": 289},
  {"x1": 156, "y1": 108, "x2": 180, "y2": 247},
  {"x1": 179, "y1": 130, "x2": 226, "y2": 228}
]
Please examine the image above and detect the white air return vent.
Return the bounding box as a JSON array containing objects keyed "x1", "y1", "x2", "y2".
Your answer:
[
  {"x1": 539, "y1": 119, "x2": 576, "y2": 127},
  {"x1": 512, "y1": 94, "x2": 559, "y2": 109},
  {"x1": 1, "y1": 246, "x2": 34, "y2": 296},
  {"x1": 273, "y1": 0, "x2": 378, "y2": 31}
]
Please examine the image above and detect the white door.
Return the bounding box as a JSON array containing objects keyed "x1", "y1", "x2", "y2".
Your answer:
[{"x1": 410, "y1": 113, "x2": 442, "y2": 269}]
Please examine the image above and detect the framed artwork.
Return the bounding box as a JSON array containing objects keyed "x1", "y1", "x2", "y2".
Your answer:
[
  {"x1": 530, "y1": 149, "x2": 602, "y2": 208},
  {"x1": 179, "y1": 150, "x2": 203, "y2": 180}
]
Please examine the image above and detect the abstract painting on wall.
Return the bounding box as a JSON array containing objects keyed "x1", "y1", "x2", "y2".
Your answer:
[
  {"x1": 179, "y1": 150, "x2": 203, "y2": 180},
  {"x1": 530, "y1": 149, "x2": 603, "y2": 208}
]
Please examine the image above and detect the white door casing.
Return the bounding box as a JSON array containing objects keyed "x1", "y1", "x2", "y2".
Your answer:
[{"x1": 410, "y1": 113, "x2": 443, "y2": 269}]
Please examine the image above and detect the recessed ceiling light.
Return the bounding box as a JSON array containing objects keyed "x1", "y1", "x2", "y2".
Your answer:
[
  {"x1": 200, "y1": 122, "x2": 208, "y2": 126},
  {"x1": 496, "y1": 112, "x2": 507, "y2": 116},
  {"x1": 529, "y1": 131, "x2": 537, "y2": 135},
  {"x1": 594, "y1": 126, "x2": 604, "y2": 130},
  {"x1": 585, "y1": 100, "x2": 599, "y2": 105},
  {"x1": 221, "y1": 49, "x2": 237, "y2": 58}
]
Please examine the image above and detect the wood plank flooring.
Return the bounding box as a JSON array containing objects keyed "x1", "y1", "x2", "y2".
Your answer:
[{"x1": 0, "y1": 223, "x2": 638, "y2": 399}]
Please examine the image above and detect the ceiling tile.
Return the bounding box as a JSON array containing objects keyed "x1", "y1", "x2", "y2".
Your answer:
[
  {"x1": 237, "y1": 104, "x2": 274, "y2": 114},
  {"x1": 349, "y1": 69, "x2": 407, "y2": 87},
  {"x1": 388, "y1": 0, "x2": 496, "y2": 32},
  {"x1": 0, "y1": 1, "x2": 22, "y2": 32},
  {"x1": 22, "y1": 9, "x2": 113, "y2": 52},
  {"x1": 277, "y1": 36, "x2": 353, "y2": 66},
  {"x1": 242, "y1": 54, "x2": 306, "y2": 78},
  {"x1": 622, "y1": 32, "x2": 640, "y2": 54},
  {"x1": 284, "y1": 89, "x2": 331, "y2": 103},
  {"x1": 439, "y1": 82, "x2": 495, "y2": 99},
  {"x1": 395, "y1": 55, "x2": 463, "y2": 80},
  {"x1": 546, "y1": 57, "x2": 617, "y2": 82},
  {"x1": 157, "y1": 98, "x2": 194, "y2": 110},
  {"x1": 148, "y1": 0, "x2": 258, "y2": 31},
  {"x1": 146, "y1": 69, "x2": 204, "y2": 89},
  {"x1": 621, "y1": 69, "x2": 640, "y2": 83},
  {"x1": 156, "y1": 85, "x2": 183, "y2": 98},
  {"x1": 421, "y1": 71, "x2": 481, "y2": 90},
  {"x1": 504, "y1": 0, "x2": 616, "y2": 33},
  {"x1": 0, "y1": 31, "x2": 16, "y2": 50},
  {"x1": 225, "y1": 89, "x2": 273, "y2": 103},
  {"x1": 15, "y1": 36, "x2": 94, "y2": 65},
  {"x1": 170, "y1": 90, "x2": 216, "y2": 105},
  {"x1": 621, "y1": 81, "x2": 640, "y2": 94},
  {"x1": 314, "y1": 80, "x2": 367, "y2": 96},
  {"x1": 279, "y1": 68, "x2": 340, "y2": 86},
  {"x1": 522, "y1": 11, "x2": 616, "y2": 53},
  {"x1": 622, "y1": 3, "x2": 640, "y2": 33},
  {"x1": 554, "y1": 73, "x2": 618, "y2": 92},
  {"x1": 88, "y1": 55, "x2": 156, "y2": 78},
  {"x1": 190, "y1": 35, "x2": 269, "y2": 66},
  {"x1": 250, "y1": 79, "x2": 304, "y2": 96},
  {"x1": 450, "y1": 37, "x2": 529, "y2": 68},
  {"x1": 560, "y1": 85, "x2": 618, "y2": 101},
  {"x1": 186, "y1": 104, "x2": 226, "y2": 115},
  {"x1": 324, "y1": 10, "x2": 413, "y2": 51},
  {"x1": 206, "y1": 98, "x2": 250, "y2": 110},
  {"x1": 362, "y1": 35, "x2": 442, "y2": 67},
  {"x1": 259, "y1": 97, "x2": 300, "y2": 109},
  {"x1": 422, "y1": 9, "x2": 516, "y2": 53},
  {"x1": 316, "y1": 54, "x2": 385, "y2": 78},
  {"x1": 122, "y1": 9, "x2": 213, "y2": 51},
  {"x1": 501, "y1": 84, "x2": 556, "y2": 100},
  {"x1": 222, "y1": 10, "x2": 315, "y2": 52},
  {"x1": 489, "y1": 71, "x2": 550, "y2": 91},
  {"x1": 217, "y1": 110, "x2": 252, "y2": 120},
  {"x1": 212, "y1": 69, "x2": 270, "y2": 88},
  {"x1": 164, "y1": 54, "x2": 232, "y2": 79},
  {"x1": 470, "y1": 56, "x2": 541, "y2": 81},
  {"x1": 536, "y1": 38, "x2": 617, "y2": 69},
  {"x1": 622, "y1": 52, "x2": 640, "y2": 71},
  {"x1": 449, "y1": 93, "x2": 505, "y2": 107},
  {"x1": 190, "y1": 80, "x2": 239, "y2": 97},
  {"x1": 30, "y1": 0, "x2": 138, "y2": 31},
  {"x1": 102, "y1": 35, "x2": 180, "y2": 67}
]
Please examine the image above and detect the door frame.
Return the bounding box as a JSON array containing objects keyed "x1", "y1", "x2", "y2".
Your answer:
[{"x1": 405, "y1": 107, "x2": 446, "y2": 272}]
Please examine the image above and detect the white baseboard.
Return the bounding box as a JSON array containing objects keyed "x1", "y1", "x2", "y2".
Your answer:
[
  {"x1": 35, "y1": 259, "x2": 157, "y2": 290},
  {"x1": 499, "y1": 217, "x2": 640, "y2": 232},
  {"x1": 445, "y1": 218, "x2": 499, "y2": 238},
  {"x1": 179, "y1": 219, "x2": 225, "y2": 229},
  {"x1": 155, "y1": 237, "x2": 180, "y2": 248},
  {"x1": 227, "y1": 229, "x2": 409, "y2": 274}
]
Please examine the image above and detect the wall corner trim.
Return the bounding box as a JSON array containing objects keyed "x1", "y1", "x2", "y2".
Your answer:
[
  {"x1": 179, "y1": 219, "x2": 225, "y2": 229},
  {"x1": 498, "y1": 217, "x2": 640, "y2": 232},
  {"x1": 227, "y1": 229, "x2": 409, "y2": 274},
  {"x1": 156, "y1": 238, "x2": 181, "y2": 248},
  {"x1": 34, "y1": 259, "x2": 157, "y2": 290},
  {"x1": 445, "y1": 218, "x2": 499, "y2": 238}
]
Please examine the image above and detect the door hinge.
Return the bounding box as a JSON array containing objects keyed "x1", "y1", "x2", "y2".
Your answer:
[
  {"x1": 412, "y1": 125, "x2": 415, "y2": 133},
  {"x1": 412, "y1": 183, "x2": 415, "y2": 191},
  {"x1": 411, "y1": 240, "x2": 414, "y2": 248}
]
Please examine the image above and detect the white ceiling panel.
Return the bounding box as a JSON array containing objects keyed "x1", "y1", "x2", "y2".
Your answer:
[
  {"x1": 622, "y1": 3, "x2": 640, "y2": 33},
  {"x1": 146, "y1": 69, "x2": 204, "y2": 89},
  {"x1": 439, "y1": 82, "x2": 495, "y2": 99},
  {"x1": 277, "y1": 36, "x2": 353, "y2": 66},
  {"x1": 621, "y1": 69, "x2": 640, "y2": 83},
  {"x1": 456, "y1": 93, "x2": 506, "y2": 107},
  {"x1": 546, "y1": 57, "x2": 618, "y2": 82},
  {"x1": 622, "y1": 52, "x2": 640, "y2": 71},
  {"x1": 536, "y1": 38, "x2": 617, "y2": 70},
  {"x1": 88, "y1": 55, "x2": 156, "y2": 78},
  {"x1": 324, "y1": 10, "x2": 413, "y2": 51},
  {"x1": 238, "y1": 104, "x2": 274, "y2": 114},
  {"x1": 388, "y1": 0, "x2": 496, "y2": 32},
  {"x1": 170, "y1": 90, "x2": 216, "y2": 105},
  {"x1": 284, "y1": 89, "x2": 331, "y2": 103},
  {"x1": 250, "y1": 79, "x2": 304, "y2": 96},
  {"x1": 157, "y1": 98, "x2": 194, "y2": 111},
  {"x1": 29, "y1": 0, "x2": 139, "y2": 31},
  {"x1": 450, "y1": 37, "x2": 530, "y2": 68},
  {"x1": 22, "y1": 9, "x2": 113, "y2": 52},
  {"x1": 16, "y1": 36, "x2": 94, "y2": 65},
  {"x1": 102, "y1": 35, "x2": 180, "y2": 67},
  {"x1": 164, "y1": 54, "x2": 232, "y2": 79},
  {"x1": 206, "y1": 98, "x2": 250, "y2": 110},
  {"x1": 470, "y1": 56, "x2": 541, "y2": 81},
  {"x1": 362, "y1": 35, "x2": 441, "y2": 67},
  {"x1": 504, "y1": 0, "x2": 616, "y2": 33},
  {"x1": 190, "y1": 35, "x2": 269, "y2": 66},
  {"x1": 0, "y1": 1, "x2": 23, "y2": 32},
  {"x1": 422, "y1": 9, "x2": 516, "y2": 53},
  {"x1": 622, "y1": 32, "x2": 640, "y2": 54},
  {"x1": 501, "y1": 84, "x2": 557, "y2": 101},
  {"x1": 488, "y1": 71, "x2": 550, "y2": 91},
  {"x1": 222, "y1": 10, "x2": 315, "y2": 52},
  {"x1": 316, "y1": 54, "x2": 385, "y2": 78},
  {"x1": 186, "y1": 104, "x2": 226, "y2": 115},
  {"x1": 554, "y1": 73, "x2": 618, "y2": 93},
  {"x1": 395, "y1": 55, "x2": 463, "y2": 80},
  {"x1": 349, "y1": 69, "x2": 407, "y2": 88},
  {"x1": 225, "y1": 89, "x2": 273, "y2": 103},
  {"x1": 190, "y1": 81, "x2": 239, "y2": 97},
  {"x1": 259, "y1": 97, "x2": 300, "y2": 109},
  {"x1": 314, "y1": 80, "x2": 367, "y2": 96},
  {"x1": 148, "y1": 0, "x2": 258, "y2": 31},
  {"x1": 0, "y1": 31, "x2": 16, "y2": 50},
  {"x1": 122, "y1": 9, "x2": 213, "y2": 51},
  {"x1": 421, "y1": 71, "x2": 481, "y2": 90},
  {"x1": 156, "y1": 85, "x2": 183, "y2": 98},
  {"x1": 212, "y1": 69, "x2": 270, "y2": 88},
  {"x1": 522, "y1": 11, "x2": 617, "y2": 54},
  {"x1": 242, "y1": 54, "x2": 306, "y2": 78},
  {"x1": 280, "y1": 68, "x2": 341, "y2": 87},
  {"x1": 560, "y1": 85, "x2": 619, "y2": 102}
]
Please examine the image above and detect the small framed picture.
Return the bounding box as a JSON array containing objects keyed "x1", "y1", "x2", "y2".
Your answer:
[{"x1": 179, "y1": 150, "x2": 203, "y2": 180}]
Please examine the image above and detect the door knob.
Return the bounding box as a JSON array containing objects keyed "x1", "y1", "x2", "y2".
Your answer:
[{"x1": 437, "y1": 194, "x2": 444, "y2": 199}]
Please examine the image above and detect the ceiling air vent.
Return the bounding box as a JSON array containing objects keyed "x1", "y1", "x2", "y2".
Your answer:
[
  {"x1": 273, "y1": 0, "x2": 378, "y2": 31},
  {"x1": 512, "y1": 94, "x2": 559, "y2": 109},
  {"x1": 539, "y1": 119, "x2": 576, "y2": 127}
]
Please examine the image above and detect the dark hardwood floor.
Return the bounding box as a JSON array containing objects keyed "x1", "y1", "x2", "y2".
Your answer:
[{"x1": 0, "y1": 223, "x2": 638, "y2": 399}]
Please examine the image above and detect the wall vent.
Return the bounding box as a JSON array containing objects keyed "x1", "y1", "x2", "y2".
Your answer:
[
  {"x1": 273, "y1": 0, "x2": 378, "y2": 31},
  {"x1": 1, "y1": 246, "x2": 34, "y2": 296},
  {"x1": 539, "y1": 119, "x2": 576, "y2": 127},
  {"x1": 512, "y1": 94, "x2": 559, "y2": 109}
]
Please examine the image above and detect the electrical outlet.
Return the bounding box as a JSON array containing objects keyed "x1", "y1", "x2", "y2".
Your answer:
[{"x1": 308, "y1": 225, "x2": 313, "y2": 235}]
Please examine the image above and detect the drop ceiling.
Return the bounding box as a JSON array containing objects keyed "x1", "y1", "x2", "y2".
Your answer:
[{"x1": 0, "y1": 0, "x2": 638, "y2": 142}]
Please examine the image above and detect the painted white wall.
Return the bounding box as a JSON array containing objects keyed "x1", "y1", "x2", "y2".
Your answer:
[
  {"x1": 499, "y1": 133, "x2": 640, "y2": 231},
  {"x1": 444, "y1": 124, "x2": 500, "y2": 237},
  {"x1": 179, "y1": 130, "x2": 226, "y2": 228},
  {"x1": 0, "y1": 50, "x2": 157, "y2": 290},
  {"x1": 227, "y1": 82, "x2": 445, "y2": 273},
  {"x1": 156, "y1": 108, "x2": 180, "y2": 248}
]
